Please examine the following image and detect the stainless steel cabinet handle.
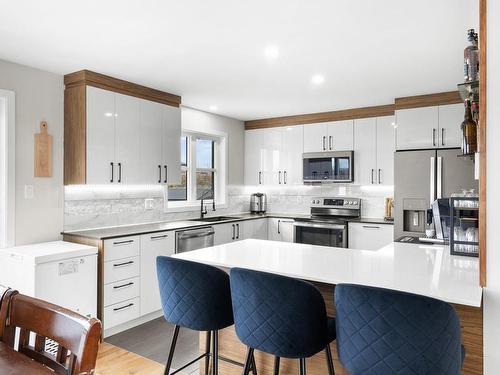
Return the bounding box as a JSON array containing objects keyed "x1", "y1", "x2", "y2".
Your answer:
[
  {"x1": 113, "y1": 282, "x2": 134, "y2": 290},
  {"x1": 113, "y1": 303, "x2": 134, "y2": 312},
  {"x1": 284, "y1": 171, "x2": 287, "y2": 184},
  {"x1": 158, "y1": 165, "x2": 162, "y2": 183},
  {"x1": 232, "y1": 224, "x2": 235, "y2": 240},
  {"x1": 110, "y1": 162, "x2": 114, "y2": 183},
  {"x1": 322, "y1": 136, "x2": 326, "y2": 150},
  {"x1": 441, "y1": 128, "x2": 445, "y2": 146},
  {"x1": 363, "y1": 225, "x2": 381, "y2": 229},
  {"x1": 279, "y1": 171, "x2": 282, "y2": 184},
  {"x1": 378, "y1": 169, "x2": 382, "y2": 184},
  {"x1": 236, "y1": 224, "x2": 240, "y2": 239},
  {"x1": 329, "y1": 136, "x2": 333, "y2": 150},
  {"x1": 277, "y1": 220, "x2": 281, "y2": 234},
  {"x1": 151, "y1": 234, "x2": 168, "y2": 240},
  {"x1": 371, "y1": 169, "x2": 374, "y2": 184},
  {"x1": 113, "y1": 239, "x2": 134, "y2": 245},
  {"x1": 432, "y1": 129, "x2": 436, "y2": 147},
  {"x1": 164, "y1": 165, "x2": 168, "y2": 184},
  {"x1": 258, "y1": 171, "x2": 262, "y2": 184},
  {"x1": 118, "y1": 162, "x2": 122, "y2": 183},
  {"x1": 113, "y1": 260, "x2": 134, "y2": 268}
]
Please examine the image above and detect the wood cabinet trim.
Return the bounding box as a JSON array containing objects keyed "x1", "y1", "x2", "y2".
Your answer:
[
  {"x1": 479, "y1": 0, "x2": 487, "y2": 287},
  {"x1": 394, "y1": 91, "x2": 462, "y2": 110},
  {"x1": 64, "y1": 70, "x2": 181, "y2": 107},
  {"x1": 64, "y1": 85, "x2": 87, "y2": 185},
  {"x1": 245, "y1": 104, "x2": 395, "y2": 130}
]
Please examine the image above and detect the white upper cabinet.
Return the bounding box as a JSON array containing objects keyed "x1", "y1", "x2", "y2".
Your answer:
[
  {"x1": 114, "y1": 93, "x2": 142, "y2": 184},
  {"x1": 396, "y1": 106, "x2": 439, "y2": 150},
  {"x1": 396, "y1": 104, "x2": 462, "y2": 150},
  {"x1": 86, "y1": 86, "x2": 116, "y2": 184},
  {"x1": 354, "y1": 118, "x2": 377, "y2": 185},
  {"x1": 303, "y1": 120, "x2": 353, "y2": 152},
  {"x1": 244, "y1": 126, "x2": 303, "y2": 186},
  {"x1": 438, "y1": 103, "x2": 463, "y2": 148},
  {"x1": 376, "y1": 116, "x2": 396, "y2": 185},
  {"x1": 354, "y1": 116, "x2": 395, "y2": 186},
  {"x1": 86, "y1": 86, "x2": 181, "y2": 185}
]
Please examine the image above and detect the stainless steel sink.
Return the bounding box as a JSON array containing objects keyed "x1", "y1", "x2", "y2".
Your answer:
[{"x1": 189, "y1": 216, "x2": 242, "y2": 223}]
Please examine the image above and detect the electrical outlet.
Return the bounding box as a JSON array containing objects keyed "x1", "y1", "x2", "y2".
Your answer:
[
  {"x1": 144, "y1": 198, "x2": 154, "y2": 210},
  {"x1": 24, "y1": 185, "x2": 34, "y2": 199}
]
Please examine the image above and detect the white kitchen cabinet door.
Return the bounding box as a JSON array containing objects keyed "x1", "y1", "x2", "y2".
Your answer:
[
  {"x1": 263, "y1": 128, "x2": 282, "y2": 185},
  {"x1": 214, "y1": 222, "x2": 243, "y2": 245},
  {"x1": 348, "y1": 222, "x2": 393, "y2": 250},
  {"x1": 245, "y1": 130, "x2": 265, "y2": 185},
  {"x1": 280, "y1": 126, "x2": 303, "y2": 185},
  {"x1": 115, "y1": 93, "x2": 142, "y2": 184},
  {"x1": 267, "y1": 218, "x2": 281, "y2": 241},
  {"x1": 140, "y1": 231, "x2": 175, "y2": 316},
  {"x1": 139, "y1": 99, "x2": 164, "y2": 184},
  {"x1": 438, "y1": 104, "x2": 463, "y2": 148},
  {"x1": 163, "y1": 105, "x2": 182, "y2": 185},
  {"x1": 354, "y1": 118, "x2": 377, "y2": 185},
  {"x1": 86, "y1": 86, "x2": 116, "y2": 184},
  {"x1": 376, "y1": 116, "x2": 396, "y2": 185},
  {"x1": 396, "y1": 107, "x2": 439, "y2": 150},
  {"x1": 303, "y1": 123, "x2": 328, "y2": 152},
  {"x1": 279, "y1": 219, "x2": 295, "y2": 242},
  {"x1": 243, "y1": 218, "x2": 268, "y2": 240},
  {"x1": 326, "y1": 120, "x2": 354, "y2": 151}
]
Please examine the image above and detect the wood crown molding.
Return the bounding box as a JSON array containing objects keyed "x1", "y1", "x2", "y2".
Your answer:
[
  {"x1": 245, "y1": 91, "x2": 462, "y2": 130},
  {"x1": 394, "y1": 91, "x2": 462, "y2": 110},
  {"x1": 64, "y1": 70, "x2": 181, "y2": 107},
  {"x1": 245, "y1": 104, "x2": 395, "y2": 130}
]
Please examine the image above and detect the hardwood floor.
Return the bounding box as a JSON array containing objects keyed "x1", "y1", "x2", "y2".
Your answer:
[{"x1": 96, "y1": 342, "x2": 165, "y2": 375}]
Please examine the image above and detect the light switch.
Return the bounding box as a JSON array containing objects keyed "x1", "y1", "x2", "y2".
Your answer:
[
  {"x1": 144, "y1": 198, "x2": 154, "y2": 210},
  {"x1": 24, "y1": 185, "x2": 34, "y2": 199}
]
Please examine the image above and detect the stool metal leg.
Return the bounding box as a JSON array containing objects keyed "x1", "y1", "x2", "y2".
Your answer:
[
  {"x1": 205, "y1": 331, "x2": 211, "y2": 375},
  {"x1": 325, "y1": 345, "x2": 335, "y2": 375},
  {"x1": 212, "y1": 330, "x2": 219, "y2": 375},
  {"x1": 242, "y1": 347, "x2": 255, "y2": 375},
  {"x1": 164, "y1": 325, "x2": 180, "y2": 375},
  {"x1": 299, "y1": 358, "x2": 307, "y2": 375},
  {"x1": 250, "y1": 352, "x2": 258, "y2": 375},
  {"x1": 273, "y1": 356, "x2": 280, "y2": 375}
]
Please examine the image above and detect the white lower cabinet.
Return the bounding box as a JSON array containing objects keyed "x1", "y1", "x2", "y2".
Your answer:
[
  {"x1": 140, "y1": 231, "x2": 175, "y2": 316},
  {"x1": 243, "y1": 218, "x2": 268, "y2": 240},
  {"x1": 104, "y1": 297, "x2": 141, "y2": 330},
  {"x1": 268, "y1": 218, "x2": 295, "y2": 242},
  {"x1": 214, "y1": 222, "x2": 243, "y2": 245},
  {"x1": 348, "y1": 222, "x2": 394, "y2": 250}
]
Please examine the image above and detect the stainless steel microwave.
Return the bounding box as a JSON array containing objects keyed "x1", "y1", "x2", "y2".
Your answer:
[{"x1": 302, "y1": 151, "x2": 354, "y2": 183}]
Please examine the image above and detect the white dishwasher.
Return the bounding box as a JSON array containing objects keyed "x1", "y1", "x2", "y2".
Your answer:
[{"x1": 0, "y1": 241, "x2": 98, "y2": 318}]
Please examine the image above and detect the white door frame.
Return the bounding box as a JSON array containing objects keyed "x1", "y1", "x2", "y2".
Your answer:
[{"x1": 0, "y1": 89, "x2": 15, "y2": 247}]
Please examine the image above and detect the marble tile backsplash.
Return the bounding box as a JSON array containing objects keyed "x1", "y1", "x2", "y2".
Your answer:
[{"x1": 64, "y1": 184, "x2": 393, "y2": 231}]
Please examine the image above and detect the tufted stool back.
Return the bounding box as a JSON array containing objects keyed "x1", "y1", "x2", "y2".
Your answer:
[
  {"x1": 335, "y1": 284, "x2": 464, "y2": 375},
  {"x1": 156, "y1": 256, "x2": 234, "y2": 331},
  {"x1": 230, "y1": 267, "x2": 331, "y2": 358}
]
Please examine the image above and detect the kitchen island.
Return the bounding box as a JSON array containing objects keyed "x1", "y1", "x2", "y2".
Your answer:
[{"x1": 174, "y1": 239, "x2": 483, "y2": 375}]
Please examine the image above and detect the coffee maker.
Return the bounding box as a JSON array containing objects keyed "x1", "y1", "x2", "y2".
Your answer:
[{"x1": 250, "y1": 193, "x2": 267, "y2": 214}]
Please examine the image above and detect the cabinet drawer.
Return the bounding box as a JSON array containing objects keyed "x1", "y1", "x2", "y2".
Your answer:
[
  {"x1": 104, "y1": 297, "x2": 140, "y2": 330},
  {"x1": 104, "y1": 236, "x2": 140, "y2": 262},
  {"x1": 104, "y1": 277, "x2": 140, "y2": 307},
  {"x1": 104, "y1": 256, "x2": 140, "y2": 284},
  {"x1": 348, "y1": 222, "x2": 394, "y2": 250}
]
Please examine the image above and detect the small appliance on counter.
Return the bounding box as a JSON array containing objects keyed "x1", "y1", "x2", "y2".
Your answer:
[
  {"x1": 250, "y1": 193, "x2": 267, "y2": 213},
  {"x1": 384, "y1": 197, "x2": 394, "y2": 222}
]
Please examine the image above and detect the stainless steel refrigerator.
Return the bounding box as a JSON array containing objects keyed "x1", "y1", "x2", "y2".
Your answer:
[{"x1": 394, "y1": 148, "x2": 478, "y2": 239}]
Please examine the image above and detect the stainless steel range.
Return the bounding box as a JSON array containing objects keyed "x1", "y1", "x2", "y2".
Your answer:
[{"x1": 294, "y1": 197, "x2": 361, "y2": 248}]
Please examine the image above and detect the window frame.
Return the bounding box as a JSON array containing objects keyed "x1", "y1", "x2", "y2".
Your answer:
[{"x1": 167, "y1": 129, "x2": 228, "y2": 212}]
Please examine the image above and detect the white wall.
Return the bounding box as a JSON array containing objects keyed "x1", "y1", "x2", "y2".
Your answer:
[
  {"x1": 0, "y1": 59, "x2": 64, "y2": 245},
  {"x1": 181, "y1": 106, "x2": 245, "y2": 185},
  {"x1": 484, "y1": 2, "x2": 500, "y2": 373}
]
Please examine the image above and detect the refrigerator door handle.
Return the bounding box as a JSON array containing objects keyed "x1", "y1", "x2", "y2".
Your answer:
[
  {"x1": 437, "y1": 156, "x2": 443, "y2": 199},
  {"x1": 430, "y1": 156, "x2": 435, "y2": 205}
]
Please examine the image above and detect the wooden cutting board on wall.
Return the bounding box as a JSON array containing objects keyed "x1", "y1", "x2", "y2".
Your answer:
[{"x1": 34, "y1": 121, "x2": 53, "y2": 177}]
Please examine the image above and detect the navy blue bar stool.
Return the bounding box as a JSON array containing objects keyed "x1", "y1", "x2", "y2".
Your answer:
[
  {"x1": 156, "y1": 257, "x2": 257, "y2": 375},
  {"x1": 230, "y1": 268, "x2": 336, "y2": 375},
  {"x1": 334, "y1": 284, "x2": 465, "y2": 375}
]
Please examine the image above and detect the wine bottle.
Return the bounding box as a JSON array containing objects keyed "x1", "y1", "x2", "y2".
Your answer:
[{"x1": 461, "y1": 100, "x2": 478, "y2": 155}]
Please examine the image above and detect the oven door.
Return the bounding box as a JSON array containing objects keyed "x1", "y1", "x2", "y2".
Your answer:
[{"x1": 293, "y1": 222, "x2": 347, "y2": 248}]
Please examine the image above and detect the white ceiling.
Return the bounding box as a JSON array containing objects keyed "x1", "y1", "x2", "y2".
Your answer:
[{"x1": 0, "y1": 0, "x2": 478, "y2": 121}]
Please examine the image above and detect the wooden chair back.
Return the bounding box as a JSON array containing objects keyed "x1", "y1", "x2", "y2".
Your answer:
[
  {"x1": 0, "y1": 284, "x2": 14, "y2": 339},
  {"x1": 0, "y1": 293, "x2": 101, "y2": 375}
]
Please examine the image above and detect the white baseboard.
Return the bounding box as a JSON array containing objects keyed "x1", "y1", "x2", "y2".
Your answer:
[{"x1": 103, "y1": 310, "x2": 164, "y2": 338}]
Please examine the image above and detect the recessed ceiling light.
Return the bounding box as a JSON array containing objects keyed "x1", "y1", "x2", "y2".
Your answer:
[
  {"x1": 264, "y1": 45, "x2": 279, "y2": 60},
  {"x1": 209, "y1": 105, "x2": 218, "y2": 112},
  {"x1": 311, "y1": 74, "x2": 325, "y2": 85}
]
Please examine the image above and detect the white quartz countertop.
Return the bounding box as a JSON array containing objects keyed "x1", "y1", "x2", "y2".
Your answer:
[{"x1": 173, "y1": 239, "x2": 482, "y2": 307}]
